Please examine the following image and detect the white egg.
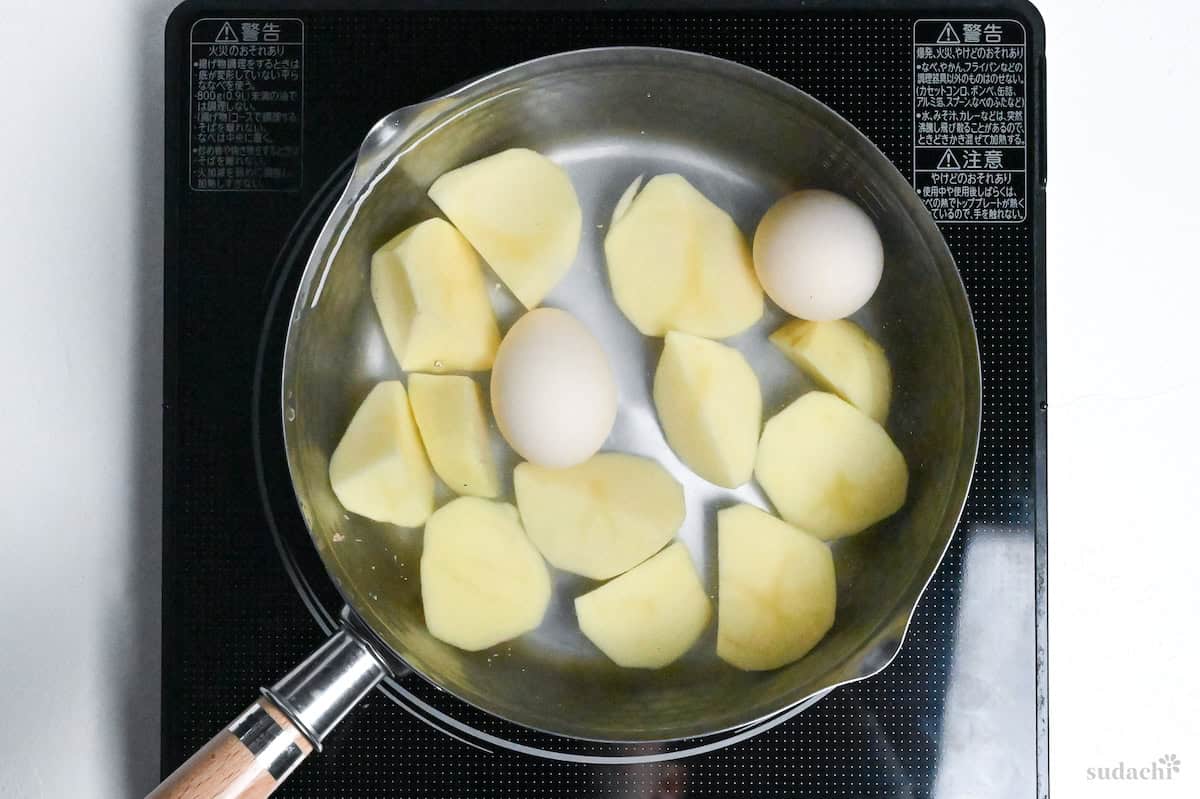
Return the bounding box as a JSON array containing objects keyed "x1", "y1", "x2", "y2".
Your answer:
[
  {"x1": 490, "y1": 308, "x2": 617, "y2": 468},
  {"x1": 752, "y1": 190, "x2": 884, "y2": 321}
]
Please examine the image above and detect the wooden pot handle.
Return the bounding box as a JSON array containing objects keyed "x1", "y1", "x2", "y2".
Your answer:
[
  {"x1": 147, "y1": 697, "x2": 313, "y2": 799},
  {"x1": 147, "y1": 626, "x2": 389, "y2": 798}
]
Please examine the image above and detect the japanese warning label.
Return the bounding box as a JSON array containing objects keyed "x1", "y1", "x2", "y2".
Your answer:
[
  {"x1": 913, "y1": 19, "x2": 1026, "y2": 223},
  {"x1": 189, "y1": 19, "x2": 303, "y2": 191}
]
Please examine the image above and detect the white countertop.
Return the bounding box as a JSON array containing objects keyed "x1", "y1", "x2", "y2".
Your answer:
[{"x1": 0, "y1": 0, "x2": 1197, "y2": 796}]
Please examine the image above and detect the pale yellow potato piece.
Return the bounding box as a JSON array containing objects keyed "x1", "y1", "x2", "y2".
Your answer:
[
  {"x1": 653, "y1": 331, "x2": 762, "y2": 488},
  {"x1": 717, "y1": 504, "x2": 836, "y2": 671},
  {"x1": 770, "y1": 319, "x2": 892, "y2": 423},
  {"x1": 408, "y1": 374, "x2": 499, "y2": 498},
  {"x1": 421, "y1": 497, "x2": 552, "y2": 651},
  {"x1": 370, "y1": 218, "x2": 500, "y2": 372},
  {"x1": 328, "y1": 382, "x2": 434, "y2": 526},
  {"x1": 514, "y1": 453, "x2": 684, "y2": 579},
  {"x1": 604, "y1": 174, "x2": 763, "y2": 337},
  {"x1": 428, "y1": 148, "x2": 581, "y2": 309},
  {"x1": 575, "y1": 542, "x2": 711, "y2": 668},
  {"x1": 609, "y1": 175, "x2": 644, "y2": 228},
  {"x1": 755, "y1": 392, "x2": 908, "y2": 539}
]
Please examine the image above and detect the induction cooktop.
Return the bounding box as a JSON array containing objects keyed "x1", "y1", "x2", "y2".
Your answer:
[{"x1": 163, "y1": 2, "x2": 1048, "y2": 795}]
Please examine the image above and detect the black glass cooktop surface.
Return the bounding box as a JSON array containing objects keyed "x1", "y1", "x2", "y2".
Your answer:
[{"x1": 163, "y1": 2, "x2": 1047, "y2": 795}]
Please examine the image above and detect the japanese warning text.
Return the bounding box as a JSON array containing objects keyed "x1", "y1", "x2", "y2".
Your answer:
[
  {"x1": 913, "y1": 20, "x2": 1027, "y2": 223},
  {"x1": 189, "y1": 19, "x2": 303, "y2": 191}
]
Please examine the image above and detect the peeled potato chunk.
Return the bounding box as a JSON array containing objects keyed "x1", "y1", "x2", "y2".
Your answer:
[
  {"x1": 328, "y1": 381, "x2": 434, "y2": 526},
  {"x1": 755, "y1": 392, "x2": 908, "y2": 539},
  {"x1": 514, "y1": 453, "x2": 684, "y2": 580},
  {"x1": 653, "y1": 331, "x2": 762, "y2": 488},
  {"x1": 770, "y1": 319, "x2": 892, "y2": 423},
  {"x1": 408, "y1": 373, "x2": 499, "y2": 498},
  {"x1": 428, "y1": 148, "x2": 581, "y2": 309},
  {"x1": 421, "y1": 497, "x2": 552, "y2": 651},
  {"x1": 575, "y1": 542, "x2": 711, "y2": 668},
  {"x1": 604, "y1": 174, "x2": 763, "y2": 337},
  {"x1": 717, "y1": 504, "x2": 836, "y2": 671},
  {"x1": 370, "y1": 218, "x2": 500, "y2": 372},
  {"x1": 609, "y1": 174, "x2": 643, "y2": 228}
]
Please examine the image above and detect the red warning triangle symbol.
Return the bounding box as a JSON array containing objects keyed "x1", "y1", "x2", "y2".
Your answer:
[{"x1": 936, "y1": 23, "x2": 960, "y2": 44}]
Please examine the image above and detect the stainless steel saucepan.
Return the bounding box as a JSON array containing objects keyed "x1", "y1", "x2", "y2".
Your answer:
[{"x1": 150, "y1": 47, "x2": 980, "y2": 798}]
